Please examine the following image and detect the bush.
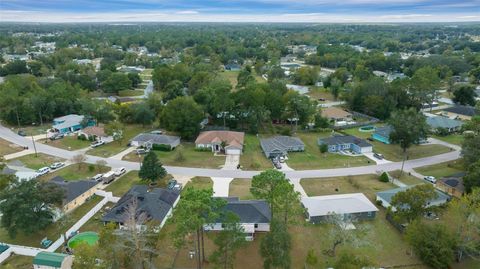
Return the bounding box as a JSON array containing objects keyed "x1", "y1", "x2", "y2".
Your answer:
[
  {"x1": 319, "y1": 143, "x2": 328, "y2": 153},
  {"x1": 379, "y1": 172, "x2": 390, "y2": 182},
  {"x1": 174, "y1": 150, "x2": 185, "y2": 162},
  {"x1": 88, "y1": 164, "x2": 95, "y2": 172},
  {"x1": 279, "y1": 127, "x2": 291, "y2": 136},
  {"x1": 194, "y1": 147, "x2": 211, "y2": 152},
  {"x1": 78, "y1": 134, "x2": 87, "y2": 141},
  {"x1": 152, "y1": 144, "x2": 172, "y2": 151}
]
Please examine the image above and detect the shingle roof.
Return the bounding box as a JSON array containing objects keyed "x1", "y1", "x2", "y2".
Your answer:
[
  {"x1": 376, "y1": 186, "x2": 450, "y2": 206},
  {"x1": 50, "y1": 176, "x2": 99, "y2": 204},
  {"x1": 33, "y1": 252, "x2": 67, "y2": 267},
  {"x1": 444, "y1": 105, "x2": 478, "y2": 117},
  {"x1": 102, "y1": 185, "x2": 179, "y2": 224},
  {"x1": 301, "y1": 193, "x2": 378, "y2": 217},
  {"x1": 218, "y1": 197, "x2": 271, "y2": 223},
  {"x1": 318, "y1": 135, "x2": 372, "y2": 148},
  {"x1": 439, "y1": 175, "x2": 465, "y2": 193},
  {"x1": 195, "y1": 131, "x2": 245, "y2": 149},
  {"x1": 131, "y1": 133, "x2": 180, "y2": 146},
  {"x1": 260, "y1": 136, "x2": 305, "y2": 157},
  {"x1": 426, "y1": 116, "x2": 464, "y2": 129}
]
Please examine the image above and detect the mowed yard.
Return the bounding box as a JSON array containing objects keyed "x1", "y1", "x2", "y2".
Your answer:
[
  {"x1": 38, "y1": 135, "x2": 91, "y2": 151},
  {"x1": 0, "y1": 138, "x2": 23, "y2": 156},
  {"x1": 239, "y1": 134, "x2": 273, "y2": 170},
  {"x1": 414, "y1": 159, "x2": 465, "y2": 179},
  {"x1": 0, "y1": 254, "x2": 33, "y2": 269},
  {"x1": 9, "y1": 153, "x2": 64, "y2": 170},
  {"x1": 40, "y1": 163, "x2": 110, "y2": 182}
]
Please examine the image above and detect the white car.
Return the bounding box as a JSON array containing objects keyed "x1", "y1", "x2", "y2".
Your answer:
[
  {"x1": 114, "y1": 167, "x2": 126, "y2": 176},
  {"x1": 424, "y1": 176, "x2": 437, "y2": 184},
  {"x1": 91, "y1": 140, "x2": 105, "y2": 148},
  {"x1": 49, "y1": 162, "x2": 65, "y2": 170},
  {"x1": 36, "y1": 167, "x2": 51, "y2": 176},
  {"x1": 91, "y1": 174, "x2": 104, "y2": 181}
]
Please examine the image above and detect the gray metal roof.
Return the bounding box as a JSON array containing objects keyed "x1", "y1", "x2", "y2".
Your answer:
[
  {"x1": 318, "y1": 135, "x2": 372, "y2": 148},
  {"x1": 218, "y1": 197, "x2": 271, "y2": 223},
  {"x1": 302, "y1": 193, "x2": 378, "y2": 217},
  {"x1": 52, "y1": 114, "x2": 84, "y2": 130},
  {"x1": 260, "y1": 136, "x2": 305, "y2": 157},
  {"x1": 131, "y1": 133, "x2": 180, "y2": 146},
  {"x1": 376, "y1": 186, "x2": 450, "y2": 206},
  {"x1": 102, "y1": 185, "x2": 179, "y2": 224},
  {"x1": 426, "y1": 116, "x2": 463, "y2": 129},
  {"x1": 50, "y1": 176, "x2": 99, "y2": 204}
]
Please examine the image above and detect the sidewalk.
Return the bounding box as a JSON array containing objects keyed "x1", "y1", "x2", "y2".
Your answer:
[
  {"x1": 110, "y1": 147, "x2": 135, "y2": 160},
  {"x1": 3, "y1": 149, "x2": 34, "y2": 160}
]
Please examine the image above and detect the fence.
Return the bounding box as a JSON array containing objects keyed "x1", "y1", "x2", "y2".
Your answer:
[{"x1": 333, "y1": 111, "x2": 380, "y2": 130}]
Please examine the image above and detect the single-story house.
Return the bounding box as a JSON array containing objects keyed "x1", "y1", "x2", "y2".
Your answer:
[
  {"x1": 130, "y1": 133, "x2": 181, "y2": 150},
  {"x1": 442, "y1": 105, "x2": 478, "y2": 121},
  {"x1": 52, "y1": 114, "x2": 95, "y2": 134},
  {"x1": 301, "y1": 193, "x2": 378, "y2": 224},
  {"x1": 260, "y1": 136, "x2": 305, "y2": 159},
  {"x1": 204, "y1": 197, "x2": 271, "y2": 241},
  {"x1": 78, "y1": 125, "x2": 112, "y2": 142},
  {"x1": 102, "y1": 185, "x2": 180, "y2": 230},
  {"x1": 321, "y1": 107, "x2": 353, "y2": 125},
  {"x1": 33, "y1": 251, "x2": 73, "y2": 269},
  {"x1": 376, "y1": 186, "x2": 450, "y2": 211},
  {"x1": 426, "y1": 116, "x2": 464, "y2": 133},
  {"x1": 195, "y1": 131, "x2": 245, "y2": 155},
  {"x1": 318, "y1": 135, "x2": 372, "y2": 154},
  {"x1": 372, "y1": 126, "x2": 392, "y2": 144},
  {"x1": 224, "y1": 63, "x2": 241, "y2": 71},
  {"x1": 50, "y1": 176, "x2": 99, "y2": 213},
  {"x1": 436, "y1": 173, "x2": 465, "y2": 198}
]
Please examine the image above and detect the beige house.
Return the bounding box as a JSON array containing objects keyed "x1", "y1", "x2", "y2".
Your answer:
[
  {"x1": 437, "y1": 177, "x2": 465, "y2": 198},
  {"x1": 51, "y1": 176, "x2": 99, "y2": 213},
  {"x1": 78, "y1": 125, "x2": 112, "y2": 142},
  {"x1": 321, "y1": 107, "x2": 353, "y2": 125},
  {"x1": 195, "y1": 131, "x2": 245, "y2": 155}
]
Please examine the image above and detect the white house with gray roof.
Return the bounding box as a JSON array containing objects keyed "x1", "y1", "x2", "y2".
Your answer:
[
  {"x1": 318, "y1": 135, "x2": 372, "y2": 154},
  {"x1": 260, "y1": 136, "x2": 305, "y2": 159},
  {"x1": 426, "y1": 116, "x2": 463, "y2": 133},
  {"x1": 130, "y1": 133, "x2": 180, "y2": 149},
  {"x1": 376, "y1": 186, "x2": 450, "y2": 211}
]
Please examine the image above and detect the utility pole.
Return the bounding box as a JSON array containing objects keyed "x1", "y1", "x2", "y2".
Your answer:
[{"x1": 31, "y1": 135, "x2": 38, "y2": 157}]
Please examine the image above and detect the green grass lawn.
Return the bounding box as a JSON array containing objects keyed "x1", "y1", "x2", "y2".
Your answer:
[
  {"x1": 10, "y1": 153, "x2": 64, "y2": 170},
  {"x1": 389, "y1": 170, "x2": 425, "y2": 185},
  {"x1": 5, "y1": 123, "x2": 50, "y2": 136},
  {"x1": 87, "y1": 124, "x2": 151, "y2": 157},
  {"x1": 0, "y1": 138, "x2": 23, "y2": 156},
  {"x1": 118, "y1": 89, "x2": 144, "y2": 97},
  {"x1": 307, "y1": 86, "x2": 334, "y2": 101},
  {"x1": 39, "y1": 135, "x2": 91, "y2": 151},
  {"x1": 218, "y1": 70, "x2": 240, "y2": 88},
  {"x1": 184, "y1": 177, "x2": 213, "y2": 190},
  {"x1": 0, "y1": 195, "x2": 102, "y2": 248},
  {"x1": 287, "y1": 132, "x2": 373, "y2": 170},
  {"x1": 229, "y1": 179, "x2": 254, "y2": 200},
  {"x1": 432, "y1": 134, "x2": 464, "y2": 146},
  {"x1": 123, "y1": 143, "x2": 226, "y2": 169},
  {"x1": 104, "y1": 171, "x2": 147, "y2": 196},
  {"x1": 40, "y1": 163, "x2": 109, "y2": 182},
  {"x1": 414, "y1": 159, "x2": 465, "y2": 178},
  {"x1": 0, "y1": 254, "x2": 33, "y2": 269},
  {"x1": 240, "y1": 134, "x2": 273, "y2": 170}
]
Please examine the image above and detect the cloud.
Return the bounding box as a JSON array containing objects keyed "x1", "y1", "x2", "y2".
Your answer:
[{"x1": 175, "y1": 10, "x2": 199, "y2": 14}]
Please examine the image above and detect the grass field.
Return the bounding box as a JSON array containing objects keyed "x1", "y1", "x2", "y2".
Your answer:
[
  {"x1": 389, "y1": 170, "x2": 425, "y2": 185},
  {"x1": 6, "y1": 123, "x2": 50, "y2": 136},
  {"x1": 287, "y1": 132, "x2": 373, "y2": 170},
  {"x1": 229, "y1": 178, "x2": 254, "y2": 200},
  {"x1": 40, "y1": 163, "x2": 109, "y2": 182},
  {"x1": 0, "y1": 255, "x2": 33, "y2": 269},
  {"x1": 118, "y1": 89, "x2": 144, "y2": 97},
  {"x1": 87, "y1": 124, "x2": 151, "y2": 157},
  {"x1": 432, "y1": 134, "x2": 464, "y2": 146},
  {"x1": 10, "y1": 153, "x2": 64, "y2": 170},
  {"x1": 307, "y1": 86, "x2": 334, "y2": 101},
  {"x1": 39, "y1": 135, "x2": 91, "y2": 151},
  {"x1": 239, "y1": 134, "x2": 273, "y2": 170},
  {"x1": 414, "y1": 159, "x2": 465, "y2": 179},
  {"x1": 0, "y1": 138, "x2": 23, "y2": 156},
  {"x1": 104, "y1": 171, "x2": 144, "y2": 196},
  {"x1": 184, "y1": 177, "x2": 213, "y2": 190}
]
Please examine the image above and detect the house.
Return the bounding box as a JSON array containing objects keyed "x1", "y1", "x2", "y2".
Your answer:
[
  {"x1": 52, "y1": 114, "x2": 94, "y2": 134},
  {"x1": 102, "y1": 185, "x2": 180, "y2": 230},
  {"x1": 301, "y1": 193, "x2": 378, "y2": 224},
  {"x1": 195, "y1": 131, "x2": 245, "y2": 155},
  {"x1": 78, "y1": 125, "x2": 112, "y2": 142},
  {"x1": 260, "y1": 136, "x2": 305, "y2": 159},
  {"x1": 321, "y1": 107, "x2": 353, "y2": 125},
  {"x1": 436, "y1": 173, "x2": 465, "y2": 198},
  {"x1": 318, "y1": 135, "x2": 372, "y2": 154},
  {"x1": 426, "y1": 116, "x2": 463, "y2": 133},
  {"x1": 372, "y1": 126, "x2": 393, "y2": 144},
  {"x1": 33, "y1": 251, "x2": 73, "y2": 269},
  {"x1": 224, "y1": 63, "x2": 241, "y2": 71},
  {"x1": 376, "y1": 187, "x2": 450, "y2": 211},
  {"x1": 442, "y1": 105, "x2": 478, "y2": 121},
  {"x1": 130, "y1": 133, "x2": 180, "y2": 150},
  {"x1": 286, "y1": 84, "x2": 309, "y2": 95},
  {"x1": 50, "y1": 176, "x2": 99, "y2": 213},
  {"x1": 117, "y1": 65, "x2": 145, "y2": 73},
  {"x1": 204, "y1": 197, "x2": 271, "y2": 241}
]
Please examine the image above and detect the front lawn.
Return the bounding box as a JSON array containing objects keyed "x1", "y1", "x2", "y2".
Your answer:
[
  {"x1": 40, "y1": 163, "x2": 109, "y2": 182},
  {"x1": 0, "y1": 255, "x2": 33, "y2": 269},
  {"x1": 414, "y1": 160, "x2": 465, "y2": 179},
  {"x1": 39, "y1": 135, "x2": 91, "y2": 151},
  {"x1": 388, "y1": 170, "x2": 425, "y2": 185},
  {"x1": 86, "y1": 124, "x2": 151, "y2": 157},
  {"x1": 104, "y1": 171, "x2": 147, "y2": 197},
  {"x1": 6, "y1": 123, "x2": 50, "y2": 136},
  {"x1": 307, "y1": 86, "x2": 334, "y2": 101},
  {"x1": 184, "y1": 177, "x2": 213, "y2": 190},
  {"x1": 287, "y1": 132, "x2": 373, "y2": 170},
  {"x1": 10, "y1": 153, "x2": 64, "y2": 170},
  {"x1": 240, "y1": 134, "x2": 273, "y2": 170},
  {"x1": 432, "y1": 134, "x2": 464, "y2": 146},
  {"x1": 0, "y1": 138, "x2": 23, "y2": 156},
  {"x1": 229, "y1": 178, "x2": 254, "y2": 200}
]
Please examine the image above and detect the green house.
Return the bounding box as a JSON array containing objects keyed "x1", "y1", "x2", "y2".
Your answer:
[{"x1": 33, "y1": 251, "x2": 73, "y2": 269}]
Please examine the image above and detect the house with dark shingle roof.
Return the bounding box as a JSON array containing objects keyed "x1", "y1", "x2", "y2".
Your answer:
[
  {"x1": 130, "y1": 133, "x2": 181, "y2": 149},
  {"x1": 442, "y1": 105, "x2": 478, "y2": 121},
  {"x1": 33, "y1": 251, "x2": 73, "y2": 269},
  {"x1": 437, "y1": 173, "x2": 465, "y2": 198},
  {"x1": 426, "y1": 116, "x2": 464, "y2": 133},
  {"x1": 318, "y1": 135, "x2": 372, "y2": 154},
  {"x1": 204, "y1": 197, "x2": 271, "y2": 241},
  {"x1": 50, "y1": 176, "x2": 99, "y2": 213},
  {"x1": 260, "y1": 136, "x2": 305, "y2": 159},
  {"x1": 102, "y1": 185, "x2": 180, "y2": 230}
]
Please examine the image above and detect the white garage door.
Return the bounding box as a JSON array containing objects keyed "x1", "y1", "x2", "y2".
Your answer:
[{"x1": 226, "y1": 148, "x2": 241, "y2": 155}]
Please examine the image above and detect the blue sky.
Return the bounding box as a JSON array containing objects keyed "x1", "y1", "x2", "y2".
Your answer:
[{"x1": 1, "y1": 0, "x2": 480, "y2": 22}]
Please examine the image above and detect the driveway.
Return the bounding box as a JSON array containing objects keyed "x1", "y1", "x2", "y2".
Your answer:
[{"x1": 362, "y1": 152, "x2": 392, "y2": 165}]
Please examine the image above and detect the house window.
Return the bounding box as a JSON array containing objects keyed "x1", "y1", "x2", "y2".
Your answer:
[
  {"x1": 254, "y1": 224, "x2": 258, "y2": 228},
  {"x1": 367, "y1": 211, "x2": 373, "y2": 217},
  {"x1": 221, "y1": 224, "x2": 225, "y2": 228}
]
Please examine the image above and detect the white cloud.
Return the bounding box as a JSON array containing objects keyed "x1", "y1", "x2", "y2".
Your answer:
[{"x1": 176, "y1": 10, "x2": 199, "y2": 14}]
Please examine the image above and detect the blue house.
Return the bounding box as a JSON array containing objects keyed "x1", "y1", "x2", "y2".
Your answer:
[
  {"x1": 52, "y1": 114, "x2": 95, "y2": 134},
  {"x1": 372, "y1": 126, "x2": 392, "y2": 144},
  {"x1": 318, "y1": 135, "x2": 373, "y2": 154}
]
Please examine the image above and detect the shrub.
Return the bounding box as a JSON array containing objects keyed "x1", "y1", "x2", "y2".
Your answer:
[
  {"x1": 78, "y1": 134, "x2": 87, "y2": 141},
  {"x1": 152, "y1": 144, "x2": 172, "y2": 151},
  {"x1": 280, "y1": 127, "x2": 292, "y2": 136},
  {"x1": 194, "y1": 147, "x2": 211, "y2": 152},
  {"x1": 88, "y1": 164, "x2": 95, "y2": 172},
  {"x1": 379, "y1": 172, "x2": 390, "y2": 182},
  {"x1": 319, "y1": 143, "x2": 328, "y2": 153},
  {"x1": 174, "y1": 150, "x2": 185, "y2": 162}
]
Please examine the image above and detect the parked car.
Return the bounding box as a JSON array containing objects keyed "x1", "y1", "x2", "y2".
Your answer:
[
  {"x1": 272, "y1": 158, "x2": 282, "y2": 169},
  {"x1": 91, "y1": 174, "x2": 104, "y2": 181},
  {"x1": 49, "y1": 162, "x2": 65, "y2": 170},
  {"x1": 167, "y1": 179, "x2": 177, "y2": 189},
  {"x1": 150, "y1": 130, "x2": 163, "y2": 135},
  {"x1": 279, "y1": 156, "x2": 286, "y2": 163},
  {"x1": 136, "y1": 148, "x2": 150, "y2": 155},
  {"x1": 91, "y1": 140, "x2": 105, "y2": 148},
  {"x1": 17, "y1": 130, "x2": 27, "y2": 136},
  {"x1": 49, "y1": 133, "x2": 64, "y2": 140},
  {"x1": 114, "y1": 167, "x2": 126, "y2": 176},
  {"x1": 318, "y1": 98, "x2": 326, "y2": 102},
  {"x1": 102, "y1": 171, "x2": 116, "y2": 184},
  {"x1": 424, "y1": 176, "x2": 437, "y2": 184},
  {"x1": 373, "y1": 153, "x2": 384, "y2": 160},
  {"x1": 36, "y1": 167, "x2": 51, "y2": 176}
]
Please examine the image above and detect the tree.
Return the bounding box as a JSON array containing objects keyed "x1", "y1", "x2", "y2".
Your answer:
[
  {"x1": 406, "y1": 222, "x2": 457, "y2": 269},
  {"x1": 105, "y1": 121, "x2": 124, "y2": 145},
  {"x1": 410, "y1": 66, "x2": 441, "y2": 109},
  {"x1": 161, "y1": 96, "x2": 204, "y2": 139},
  {"x1": 329, "y1": 78, "x2": 342, "y2": 100},
  {"x1": 0, "y1": 60, "x2": 29, "y2": 76},
  {"x1": 388, "y1": 108, "x2": 429, "y2": 176},
  {"x1": 314, "y1": 113, "x2": 329, "y2": 129},
  {"x1": 102, "y1": 73, "x2": 132, "y2": 94},
  {"x1": 333, "y1": 251, "x2": 373, "y2": 269},
  {"x1": 132, "y1": 103, "x2": 155, "y2": 127},
  {"x1": 138, "y1": 151, "x2": 167, "y2": 184},
  {"x1": 323, "y1": 214, "x2": 369, "y2": 257},
  {"x1": 71, "y1": 154, "x2": 87, "y2": 170},
  {"x1": 464, "y1": 160, "x2": 480, "y2": 193},
  {"x1": 292, "y1": 67, "x2": 318, "y2": 85},
  {"x1": 210, "y1": 212, "x2": 246, "y2": 269},
  {"x1": 452, "y1": 85, "x2": 477, "y2": 106},
  {"x1": 0, "y1": 180, "x2": 64, "y2": 237},
  {"x1": 390, "y1": 184, "x2": 438, "y2": 223},
  {"x1": 128, "y1": 72, "x2": 142, "y2": 88},
  {"x1": 260, "y1": 220, "x2": 291, "y2": 269}
]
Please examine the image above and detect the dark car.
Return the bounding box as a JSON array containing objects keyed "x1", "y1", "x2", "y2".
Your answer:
[
  {"x1": 17, "y1": 130, "x2": 27, "y2": 136},
  {"x1": 367, "y1": 137, "x2": 374, "y2": 142},
  {"x1": 373, "y1": 153, "x2": 384, "y2": 160}
]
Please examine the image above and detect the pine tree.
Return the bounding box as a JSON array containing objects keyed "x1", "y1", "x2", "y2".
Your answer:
[{"x1": 138, "y1": 151, "x2": 166, "y2": 184}]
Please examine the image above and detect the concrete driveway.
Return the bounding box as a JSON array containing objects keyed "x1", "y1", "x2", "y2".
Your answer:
[
  {"x1": 362, "y1": 152, "x2": 392, "y2": 165},
  {"x1": 223, "y1": 154, "x2": 240, "y2": 169}
]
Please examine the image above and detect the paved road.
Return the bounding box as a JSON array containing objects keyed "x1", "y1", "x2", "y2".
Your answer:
[{"x1": 0, "y1": 124, "x2": 461, "y2": 179}]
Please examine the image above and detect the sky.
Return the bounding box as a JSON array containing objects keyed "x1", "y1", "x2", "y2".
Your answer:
[{"x1": 1, "y1": 0, "x2": 480, "y2": 23}]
